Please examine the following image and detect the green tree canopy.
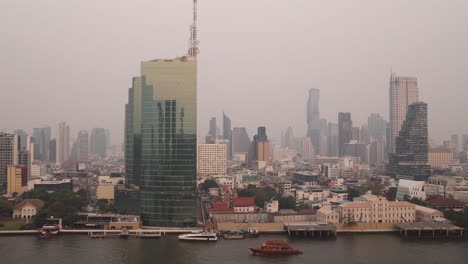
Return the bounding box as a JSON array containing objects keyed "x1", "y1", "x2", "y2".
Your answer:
[{"x1": 278, "y1": 196, "x2": 296, "y2": 210}]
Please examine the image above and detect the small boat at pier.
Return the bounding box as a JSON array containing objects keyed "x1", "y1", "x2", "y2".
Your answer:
[
  {"x1": 138, "y1": 231, "x2": 162, "y2": 239},
  {"x1": 88, "y1": 231, "x2": 107, "y2": 238},
  {"x1": 223, "y1": 232, "x2": 244, "y2": 240},
  {"x1": 250, "y1": 240, "x2": 302, "y2": 255}
]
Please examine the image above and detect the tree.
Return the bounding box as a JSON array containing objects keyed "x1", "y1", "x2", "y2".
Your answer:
[
  {"x1": 347, "y1": 188, "x2": 360, "y2": 201},
  {"x1": 278, "y1": 196, "x2": 296, "y2": 210},
  {"x1": 238, "y1": 188, "x2": 255, "y2": 197},
  {"x1": 386, "y1": 187, "x2": 398, "y2": 201},
  {"x1": 200, "y1": 179, "x2": 218, "y2": 191},
  {"x1": 0, "y1": 199, "x2": 13, "y2": 218}
]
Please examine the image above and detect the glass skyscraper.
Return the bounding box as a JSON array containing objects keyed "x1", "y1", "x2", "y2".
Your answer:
[{"x1": 125, "y1": 56, "x2": 197, "y2": 227}]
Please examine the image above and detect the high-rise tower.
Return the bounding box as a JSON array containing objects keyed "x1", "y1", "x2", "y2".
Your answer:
[
  {"x1": 338, "y1": 112, "x2": 352, "y2": 156},
  {"x1": 307, "y1": 88, "x2": 320, "y2": 153},
  {"x1": 389, "y1": 102, "x2": 430, "y2": 181},
  {"x1": 125, "y1": 0, "x2": 198, "y2": 227},
  {"x1": 389, "y1": 73, "x2": 418, "y2": 154},
  {"x1": 56, "y1": 122, "x2": 70, "y2": 164}
]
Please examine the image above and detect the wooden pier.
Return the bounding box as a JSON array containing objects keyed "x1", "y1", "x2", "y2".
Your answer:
[
  {"x1": 395, "y1": 222, "x2": 463, "y2": 238},
  {"x1": 285, "y1": 223, "x2": 337, "y2": 238}
]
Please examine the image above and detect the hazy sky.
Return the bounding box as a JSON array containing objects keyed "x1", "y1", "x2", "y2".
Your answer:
[{"x1": 1, "y1": 0, "x2": 467, "y2": 145}]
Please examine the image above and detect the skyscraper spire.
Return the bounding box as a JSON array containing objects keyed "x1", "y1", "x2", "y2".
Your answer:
[{"x1": 188, "y1": 0, "x2": 199, "y2": 57}]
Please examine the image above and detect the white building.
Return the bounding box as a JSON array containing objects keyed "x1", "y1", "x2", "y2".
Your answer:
[
  {"x1": 396, "y1": 179, "x2": 426, "y2": 201},
  {"x1": 265, "y1": 200, "x2": 279, "y2": 213},
  {"x1": 197, "y1": 144, "x2": 227, "y2": 176}
]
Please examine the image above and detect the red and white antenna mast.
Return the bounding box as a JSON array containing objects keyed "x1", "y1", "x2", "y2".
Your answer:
[{"x1": 188, "y1": 0, "x2": 199, "y2": 57}]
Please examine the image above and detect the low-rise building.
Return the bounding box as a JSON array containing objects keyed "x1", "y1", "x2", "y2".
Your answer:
[
  {"x1": 414, "y1": 205, "x2": 444, "y2": 222},
  {"x1": 336, "y1": 198, "x2": 416, "y2": 224},
  {"x1": 265, "y1": 200, "x2": 279, "y2": 213},
  {"x1": 96, "y1": 184, "x2": 115, "y2": 200},
  {"x1": 429, "y1": 147, "x2": 454, "y2": 168},
  {"x1": 396, "y1": 179, "x2": 426, "y2": 201},
  {"x1": 12, "y1": 199, "x2": 45, "y2": 219},
  {"x1": 316, "y1": 202, "x2": 340, "y2": 224},
  {"x1": 233, "y1": 197, "x2": 255, "y2": 213},
  {"x1": 426, "y1": 198, "x2": 465, "y2": 212}
]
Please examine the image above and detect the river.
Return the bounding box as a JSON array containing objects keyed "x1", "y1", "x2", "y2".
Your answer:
[{"x1": 1, "y1": 233, "x2": 467, "y2": 264}]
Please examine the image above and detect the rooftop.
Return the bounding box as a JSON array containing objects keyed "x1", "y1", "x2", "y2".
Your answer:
[
  {"x1": 232, "y1": 197, "x2": 255, "y2": 207},
  {"x1": 13, "y1": 199, "x2": 45, "y2": 210}
]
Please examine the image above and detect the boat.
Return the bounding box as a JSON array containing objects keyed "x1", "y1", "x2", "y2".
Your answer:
[
  {"x1": 138, "y1": 231, "x2": 162, "y2": 239},
  {"x1": 250, "y1": 240, "x2": 302, "y2": 255},
  {"x1": 244, "y1": 227, "x2": 259, "y2": 238},
  {"x1": 41, "y1": 225, "x2": 60, "y2": 235},
  {"x1": 223, "y1": 232, "x2": 244, "y2": 240},
  {"x1": 36, "y1": 229, "x2": 52, "y2": 239},
  {"x1": 178, "y1": 231, "x2": 218, "y2": 241},
  {"x1": 119, "y1": 228, "x2": 130, "y2": 238},
  {"x1": 88, "y1": 231, "x2": 107, "y2": 239}
]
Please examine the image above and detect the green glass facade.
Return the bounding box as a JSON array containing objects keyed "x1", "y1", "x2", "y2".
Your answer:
[{"x1": 125, "y1": 56, "x2": 197, "y2": 227}]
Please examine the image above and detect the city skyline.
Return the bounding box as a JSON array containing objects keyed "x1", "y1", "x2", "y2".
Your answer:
[{"x1": 1, "y1": 0, "x2": 468, "y2": 145}]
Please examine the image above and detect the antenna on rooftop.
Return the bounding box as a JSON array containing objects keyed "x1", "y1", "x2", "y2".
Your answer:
[{"x1": 188, "y1": 0, "x2": 199, "y2": 57}]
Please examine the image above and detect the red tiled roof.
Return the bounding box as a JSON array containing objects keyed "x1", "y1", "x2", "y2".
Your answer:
[
  {"x1": 209, "y1": 208, "x2": 234, "y2": 213},
  {"x1": 13, "y1": 199, "x2": 45, "y2": 210},
  {"x1": 233, "y1": 197, "x2": 255, "y2": 207},
  {"x1": 426, "y1": 198, "x2": 464, "y2": 206},
  {"x1": 212, "y1": 202, "x2": 229, "y2": 210}
]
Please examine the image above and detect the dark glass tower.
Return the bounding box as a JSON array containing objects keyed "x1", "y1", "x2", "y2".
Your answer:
[
  {"x1": 222, "y1": 112, "x2": 232, "y2": 159},
  {"x1": 307, "y1": 88, "x2": 321, "y2": 153},
  {"x1": 388, "y1": 102, "x2": 430, "y2": 181},
  {"x1": 338, "y1": 112, "x2": 352, "y2": 156},
  {"x1": 209, "y1": 117, "x2": 216, "y2": 138},
  {"x1": 125, "y1": 56, "x2": 197, "y2": 227}
]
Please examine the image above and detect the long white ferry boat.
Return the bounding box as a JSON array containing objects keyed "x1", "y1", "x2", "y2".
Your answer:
[{"x1": 178, "y1": 231, "x2": 218, "y2": 241}]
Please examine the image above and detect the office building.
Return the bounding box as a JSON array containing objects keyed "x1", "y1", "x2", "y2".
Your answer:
[
  {"x1": 209, "y1": 117, "x2": 217, "y2": 138},
  {"x1": 389, "y1": 74, "x2": 418, "y2": 154},
  {"x1": 428, "y1": 147, "x2": 454, "y2": 168},
  {"x1": 49, "y1": 139, "x2": 56, "y2": 163},
  {"x1": 343, "y1": 141, "x2": 369, "y2": 163},
  {"x1": 307, "y1": 88, "x2": 321, "y2": 153},
  {"x1": 32, "y1": 126, "x2": 51, "y2": 161},
  {"x1": 450, "y1": 134, "x2": 459, "y2": 154},
  {"x1": 249, "y1": 127, "x2": 270, "y2": 169},
  {"x1": 338, "y1": 112, "x2": 352, "y2": 156},
  {"x1": 56, "y1": 122, "x2": 70, "y2": 164},
  {"x1": 389, "y1": 102, "x2": 430, "y2": 181},
  {"x1": 0, "y1": 133, "x2": 19, "y2": 194},
  {"x1": 327, "y1": 123, "x2": 339, "y2": 157},
  {"x1": 13, "y1": 129, "x2": 28, "y2": 150},
  {"x1": 301, "y1": 136, "x2": 314, "y2": 162},
  {"x1": 7, "y1": 165, "x2": 24, "y2": 195},
  {"x1": 197, "y1": 144, "x2": 227, "y2": 176},
  {"x1": 232, "y1": 127, "x2": 251, "y2": 155},
  {"x1": 90, "y1": 128, "x2": 109, "y2": 157},
  {"x1": 125, "y1": 0, "x2": 198, "y2": 227},
  {"x1": 74, "y1": 130, "x2": 89, "y2": 163},
  {"x1": 370, "y1": 138, "x2": 385, "y2": 166},
  {"x1": 222, "y1": 112, "x2": 232, "y2": 159}
]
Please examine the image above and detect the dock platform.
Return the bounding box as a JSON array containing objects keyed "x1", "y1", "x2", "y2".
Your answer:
[
  {"x1": 285, "y1": 223, "x2": 336, "y2": 238},
  {"x1": 395, "y1": 222, "x2": 463, "y2": 238}
]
